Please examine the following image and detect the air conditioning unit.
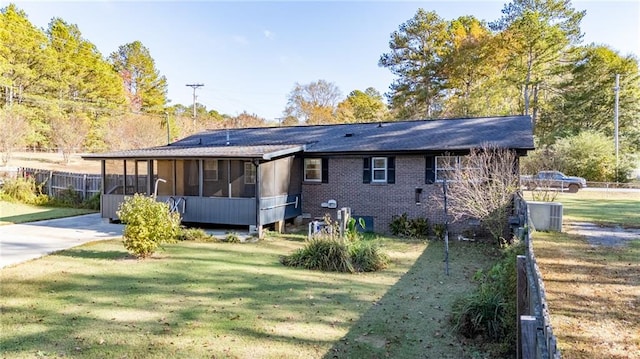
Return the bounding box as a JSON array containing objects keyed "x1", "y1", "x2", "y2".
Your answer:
[{"x1": 527, "y1": 201, "x2": 563, "y2": 232}]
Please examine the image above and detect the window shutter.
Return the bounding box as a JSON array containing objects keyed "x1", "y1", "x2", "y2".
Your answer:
[
  {"x1": 321, "y1": 158, "x2": 329, "y2": 183},
  {"x1": 425, "y1": 156, "x2": 435, "y2": 184},
  {"x1": 387, "y1": 157, "x2": 395, "y2": 184},
  {"x1": 363, "y1": 157, "x2": 371, "y2": 183}
]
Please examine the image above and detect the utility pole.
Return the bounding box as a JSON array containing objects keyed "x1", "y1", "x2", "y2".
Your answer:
[
  {"x1": 164, "y1": 112, "x2": 171, "y2": 145},
  {"x1": 185, "y1": 83, "x2": 204, "y2": 125},
  {"x1": 614, "y1": 74, "x2": 620, "y2": 183}
]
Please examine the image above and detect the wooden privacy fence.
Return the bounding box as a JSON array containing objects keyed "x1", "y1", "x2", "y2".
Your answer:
[
  {"x1": 514, "y1": 195, "x2": 561, "y2": 359},
  {"x1": 19, "y1": 167, "x2": 101, "y2": 201}
]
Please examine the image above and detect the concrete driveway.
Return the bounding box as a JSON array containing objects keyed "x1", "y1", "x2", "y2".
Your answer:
[{"x1": 0, "y1": 213, "x2": 123, "y2": 268}]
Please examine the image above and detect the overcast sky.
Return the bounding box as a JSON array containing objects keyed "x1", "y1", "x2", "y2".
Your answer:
[{"x1": 11, "y1": 0, "x2": 640, "y2": 121}]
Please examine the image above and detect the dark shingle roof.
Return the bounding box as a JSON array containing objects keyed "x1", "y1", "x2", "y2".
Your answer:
[
  {"x1": 82, "y1": 144, "x2": 304, "y2": 160},
  {"x1": 84, "y1": 116, "x2": 534, "y2": 160}
]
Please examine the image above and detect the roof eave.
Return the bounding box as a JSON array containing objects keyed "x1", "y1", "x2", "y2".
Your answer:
[{"x1": 262, "y1": 145, "x2": 306, "y2": 160}]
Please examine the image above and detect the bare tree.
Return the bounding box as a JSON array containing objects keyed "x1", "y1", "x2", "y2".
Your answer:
[
  {"x1": 103, "y1": 113, "x2": 166, "y2": 150},
  {"x1": 0, "y1": 105, "x2": 31, "y2": 165},
  {"x1": 444, "y1": 144, "x2": 520, "y2": 243},
  {"x1": 50, "y1": 111, "x2": 90, "y2": 164}
]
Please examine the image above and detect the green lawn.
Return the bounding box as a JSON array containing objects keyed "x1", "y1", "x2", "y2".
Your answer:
[
  {"x1": 0, "y1": 201, "x2": 95, "y2": 225},
  {"x1": 525, "y1": 190, "x2": 640, "y2": 227},
  {"x1": 0, "y1": 237, "x2": 498, "y2": 358}
]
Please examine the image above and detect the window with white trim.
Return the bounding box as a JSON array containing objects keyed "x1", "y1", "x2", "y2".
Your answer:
[
  {"x1": 372, "y1": 157, "x2": 387, "y2": 183},
  {"x1": 304, "y1": 158, "x2": 322, "y2": 182},
  {"x1": 436, "y1": 156, "x2": 457, "y2": 181},
  {"x1": 244, "y1": 162, "x2": 256, "y2": 184},
  {"x1": 435, "y1": 155, "x2": 478, "y2": 181}
]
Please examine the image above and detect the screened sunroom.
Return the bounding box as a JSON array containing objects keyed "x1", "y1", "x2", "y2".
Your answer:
[{"x1": 84, "y1": 144, "x2": 305, "y2": 234}]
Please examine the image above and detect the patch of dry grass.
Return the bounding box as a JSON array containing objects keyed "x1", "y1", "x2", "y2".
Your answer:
[
  {"x1": 533, "y1": 231, "x2": 640, "y2": 359},
  {"x1": 3, "y1": 151, "x2": 101, "y2": 174}
]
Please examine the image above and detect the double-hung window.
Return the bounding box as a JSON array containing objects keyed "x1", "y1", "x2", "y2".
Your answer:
[
  {"x1": 303, "y1": 158, "x2": 328, "y2": 183},
  {"x1": 363, "y1": 157, "x2": 395, "y2": 184},
  {"x1": 372, "y1": 157, "x2": 388, "y2": 183},
  {"x1": 435, "y1": 156, "x2": 458, "y2": 181},
  {"x1": 433, "y1": 155, "x2": 478, "y2": 182},
  {"x1": 304, "y1": 158, "x2": 322, "y2": 182}
]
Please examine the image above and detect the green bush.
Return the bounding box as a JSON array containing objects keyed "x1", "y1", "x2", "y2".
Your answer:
[
  {"x1": 0, "y1": 177, "x2": 49, "y2": 205},
  {"x1": 349, "y1": 240, "x2": 389, "y2": 272},
  {"x1": 389, "y1": 213, "x2": 411, "y2": 236},
  {"x1": 389, "y1": 213, "x2": 430, "y2": 238},
  {"x1": 410, "y1": 217, "x2": 430, "y2": 237},
  {"x1": 117, "y1": 194, "x2": 181, "y2": 258},
  {"x1": 83, "y1": 192, "x2": 101, "y2": 210},
  {"x1": 452, "y1": 285, "x2": 507, "y2": 340},
  {"x1": 177, "y1": 227, "x2": 216, "y2": 242},
  {"x1": 451, "y1": 240, "x2": 524, "y2": 354},
  {"x1": 281, "y1": 238, "x2": 354, "y2": 272},
  {"x1": 52, "y1": 186, "x2": 82, "y2": 207},
  {"x1": 526, "y1": 131, "x2": 635, "y2": 182},
  {"x1": 223, "y1": 232, "x2": 241, "y2": 243},
  {"x1": 281, "y1": 235, "x2": 389, "y2": 273},
  {"x1": 433, "y1": 223, "x2": 446, "y2": 241}
]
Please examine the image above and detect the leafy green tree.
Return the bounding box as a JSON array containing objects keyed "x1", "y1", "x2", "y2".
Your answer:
[
  {"x1": 0, "y1": 4, "x2": 50, "y2": 99},
  {"x1": 553, "y1": 130, "x2": 633, "y2": 182},
  {"x1": 489, "y1": 0, "x2": 585, "y2": 127},
  {"x1": 284, "y1": 80, "x2": 341, "y2": 125},
  {"x1": 540, "y1": 45, "x2": 640, "y2": 150},
  {"x1": 519, "y1": 142, "x2": 563, "y2": 176},
  {"x1": 44, "y1": 18, "x2": 126, "y2": 152},
  {"x1": 379, "y1": 9, "x2": 448, "y2": 119},
  {"x1": 45, "y1": 18, "x2": 124, "y2": 106},
  {"x1": 335, "y1": 100, "x2": 356, "y2": 123},
  {"x1": 109, "y1": 41, "x2": 168, "y2": 113},
  {"x1": 440, "y1": 16, "x2": 514, "y2": 117},
  {"x1": 337, "y1": 88, "x2": 388, "y2": 123}
]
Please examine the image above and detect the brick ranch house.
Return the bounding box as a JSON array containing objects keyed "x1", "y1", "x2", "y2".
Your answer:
[{"x1": 83, "y1": 115, "x2": 534, "y2": 236}]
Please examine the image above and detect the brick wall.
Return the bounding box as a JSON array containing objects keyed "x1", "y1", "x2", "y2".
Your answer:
[{"x1": 301, "y1": 155, "x2": 455, "y2": 234}]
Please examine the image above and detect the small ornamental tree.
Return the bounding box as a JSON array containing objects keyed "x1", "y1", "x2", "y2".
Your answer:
[
  {"x1": 444, "y1": 145, "x2": 520, "y2": 244},
  {"x1": 117, "y1": 193, "x2": 181, "y2": 258}
]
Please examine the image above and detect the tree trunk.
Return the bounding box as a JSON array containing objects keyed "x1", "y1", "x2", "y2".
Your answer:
[
  {"x1": 531, "y1": 83, "x2": 539, "y2": 129},
  {"x1": 523, "y1": 48, "x2": 534, "y2": 116}
]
